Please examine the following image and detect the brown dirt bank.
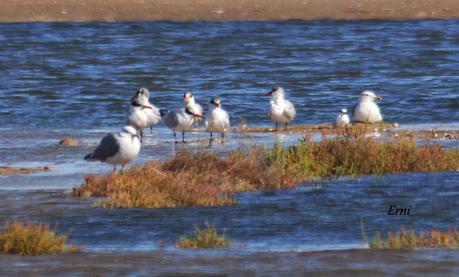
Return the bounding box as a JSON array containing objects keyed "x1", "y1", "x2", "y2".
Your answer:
[
  {"x1": 1, "y1": 0, "x2": 459, "y2": 22},
  {"x1": 0, "y1": 166, "x2": 51, "y2": 176}
]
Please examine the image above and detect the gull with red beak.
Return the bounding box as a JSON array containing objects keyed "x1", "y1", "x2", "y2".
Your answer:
[
  {"x1": 266, "y1": 86, "x2": 296, "y2": 131},
  {"x1": 161, "y1": 92, "x2": 203, "y2": 143},
  {"x1": 205, "y1": 96, "x2": 230, "y2": 143},
  {"x1": 127, "y1": 88, "x2": 160, "y2": 140},
  {"x1": 84, "y1": 125, "x2": 141, "y2": 173},
  {"x1": 183, "y1": 91, "x2": 203, "y2": 127},
  {"x1": 351, "y1": 90, "x2": 383, "y2": 123}
]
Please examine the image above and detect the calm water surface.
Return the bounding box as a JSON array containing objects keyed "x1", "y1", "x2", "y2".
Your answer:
[{"x1": 1, "y1": 20, "x2": 459, "y2": 274}]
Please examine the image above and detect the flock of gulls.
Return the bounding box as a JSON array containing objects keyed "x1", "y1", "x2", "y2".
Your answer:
[{"x1": 85, "y1": 88, "x2": 384, "y2": 172}]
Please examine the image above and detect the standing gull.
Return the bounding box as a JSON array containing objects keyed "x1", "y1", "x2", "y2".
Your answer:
[
  {"x1": 205, "y1": 96, "x2": 231, "y2": 143},
  {"x1": 335, "y1": 108, "x2": 350, "y2": 128},
  {"x1": 183, "y1": 91, "x2": 203, "y2": 127},
  {"x1": 266, "y1": 87, "x2": 296, "y2": 131},
  {"x1": 161, "y1": 92, "x2": 203, "y2": 143},
  {"x1": 127, "y1": 88, "x2": 161, "y2": 140},
  {"x1": 84, "y1": 125, "x2": 141, "y2": 172},
  {"x1": 352, "y1": 90, "x2": 383, "y2": 123}
]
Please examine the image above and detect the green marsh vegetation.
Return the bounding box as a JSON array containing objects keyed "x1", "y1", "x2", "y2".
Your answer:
[
  {"x1": 0, "y1": 221, "x2": 79, "y2": 256},
  {"x1": 73, "y1": 131, "x2": 459, "y2": 208},
  {"x1": 177, "y1": 223, "x2": 230, "y2": 249}
]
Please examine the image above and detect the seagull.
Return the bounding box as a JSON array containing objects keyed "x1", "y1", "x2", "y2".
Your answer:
[
  {"x1": 183, "y1": 91, "x2": 203, "y2": 127},
  {"x1": 141, "y1": 88, "x2": 161, "y2": 131},
  {"x1": 352, "y1": 90, "x2": 383, "y2": 123},
  {"x1": 161, "y1": 93, "x2": 203, "y2": 143},
  {"x1": 205, "y1": 96, "x2": 231, "y2": 143},
  {"x1": 266, "y1": 87, "x2": 296, "y2": 131},
  {"x1": 84, "y1": 125, "x2": 141, "y2": 172},
  {"x1": 335, "y1": 108, "x2": 350, "y2": 128},
  {"x1": 127, "y1": 88, "x2": 150, "y2": 139}
]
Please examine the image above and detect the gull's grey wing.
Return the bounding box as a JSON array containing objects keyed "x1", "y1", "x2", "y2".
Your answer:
[
  {"x1": 85, "y1": 133, "x2": 119, "y2": 161},
  {"x1": 283, "y1": 100, "x2": 296, "y2": 120},
  {"x1": 163, "y1": 109, "x2": 180, "y2": 129},
  {"x1": 222, "y1": 109, "x2": 231, "y2": 130},
  {"x1": 351, "y1": 103, "x2": 358, "y2": 122}
]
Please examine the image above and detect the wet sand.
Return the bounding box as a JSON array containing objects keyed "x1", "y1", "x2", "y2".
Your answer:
[
  {"x1": 1, "y1": 249, "x2": 458, "y2": 276},
  {"x1": 0, "y1": 0, "x2": 459, "y2": 22},
  {"x1": 0, "y1": 166, "x2": 51, "y2": 176}
]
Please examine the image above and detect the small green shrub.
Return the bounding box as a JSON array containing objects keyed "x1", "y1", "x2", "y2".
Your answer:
[
  {"x1": 0, "y1": 221, "x2": 78, "y2": 256},
  {"x1": 370, "y1": 228, "x2": 459, "y2": 249},
  {"x1": 177, "y1": 223, "x2": 230, "y2": 249}
]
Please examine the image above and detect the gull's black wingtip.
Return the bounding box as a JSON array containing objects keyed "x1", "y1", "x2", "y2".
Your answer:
[{"x1": 84, "y1": 153, "x2": 92, "y2": 161}]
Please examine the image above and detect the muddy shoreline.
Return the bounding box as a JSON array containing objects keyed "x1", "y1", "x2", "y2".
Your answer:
[
  {"x1": 1, "y1": 0, "x2": 459, "y2": 22},
  {"x1": 1, "y1": 249, "x2": 458, "y2": 276}
]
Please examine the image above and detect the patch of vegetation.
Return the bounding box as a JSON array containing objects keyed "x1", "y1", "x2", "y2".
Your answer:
[
  {"x1": 73, "y1": 136, "x2": 459, "y2": 208},
  {"x1": 370, "y1": 228, "x2": 459, "y2": 249},
  {"x1": 177, "y1": 223, "x2": 230, "y2": 249},
  {"x1": 0, "y1": 221, "x2": 78, "y2": 256}
]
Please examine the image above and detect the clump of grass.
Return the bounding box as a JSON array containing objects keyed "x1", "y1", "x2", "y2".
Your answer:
[
  {"x1": 73, "y1": 149, "x2": 289, "y2": 208},
  {"x1": 370, "y1": 228, "x2": 459, "y2": 249},
  {"x1": 74, "y1": 136, "x2": 459, "y2": 208},
  {"x1": 268, "y1": 136, "x2": 459, "y2": 180},
  {"x1": 0, "y1": 221, "x2": 78, "y2": 256},
  {"x1": 177, "y1": 223, "x2": 230, "y2": 249}
]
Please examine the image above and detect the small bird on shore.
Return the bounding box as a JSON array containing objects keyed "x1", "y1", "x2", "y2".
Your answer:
[
  {"x1": 335, "y1": 108, "x2": 350, "y2": 128},
  {"x1": 205, "y1": 96, "x2": 230, "y2": 143},
  {"x1": 161, "y1": 92, "x2": 203, "y2": 143},
  {"x1": 84, "y1": 125, "x2": 141, "y2": 172},
  {"x1": 266, "y1": 87, "x2": 296, "y2": 131},
  {"x1": 183, "y1": 91, "x2": 203, "y2": 127},
  {"x1": 352, "y1": 90, "x2": 383, "y2": 123},
  {"x1": 127, "y1": 88, "x2": 161, "y2": 140}
]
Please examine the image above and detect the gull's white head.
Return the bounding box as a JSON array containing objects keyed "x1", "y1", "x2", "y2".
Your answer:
[
  {"x1": 340, "y1": 108, "x2": 348, "y2": 114},
  {"x1": 359, "y1": 90, "x2": 382, "y2": 102},
  {"x1": 210, "y1": 96, "x2": 222, "y2": 108},
  {"x1": 266, "y1": 86, "x2": 285, "y2": 100},
  {"x1": 131, "y1": 87, "x2": 150, "y2": 105},
  {"x1": 123, "y1": 125, "x2": 139, "y2": 137},
  {"x1": 183, "y1": 91, "x2": 195, "y2": 105}
]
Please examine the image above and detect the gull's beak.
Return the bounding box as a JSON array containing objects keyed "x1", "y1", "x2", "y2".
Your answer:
[
  {"x1": 266, "y1": 88, "x2": 276, "y2": 96},
  {"x1": 374, "y1": 95, "x2": 382, "y2": 101},
  {"x1": 214, "y1": 103, "x2": 221, "y2": 107},
  {"x1": 131, "y1": 134, "x2": 140, "y2": 143},
  {"x1": 142, "y1": 105, "x2": 153, "y2": 110},
  {"x1": 193, "y1": 113, "x2": 203, "y2": 118}
]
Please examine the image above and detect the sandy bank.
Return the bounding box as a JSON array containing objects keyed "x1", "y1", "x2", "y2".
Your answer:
[
  {"x1": 0, "y1": 166, "x2": 51, "y2": 176},
  {"x1": 0, "y1": 0, "x2": 459, "y2": 22}
]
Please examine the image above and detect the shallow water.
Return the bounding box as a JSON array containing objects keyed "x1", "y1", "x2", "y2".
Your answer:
[
  {"x1": 1, "y1": 172, "x2": 458, "y2": 252},
  {"x1": 1, "y1": 20, "x2": 459, "y2": 130},
  {"x1": 1, "y1": 20, "x2": 459, "y2": 274}
]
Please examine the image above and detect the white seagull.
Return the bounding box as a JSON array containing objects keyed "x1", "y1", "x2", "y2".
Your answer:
[
  {"x1": 85, "y1": 125, "x2": 141, "y2": 172},
  {"x1": 335, "y1": 108, "x2": 350, "y2": 128},
  {"x1": 127, "y1": 88, "x2": 161, "y2": 139},
  {"x1": 205, "y1": 96, "x2": 231, "y2": 143},
  {"x1": 352, "y1": 90, "x2": 383, "y2": 123},
  {"x1": 161, "y1": 92, "x2": 203, "y2": 143},
  {"x1": 266, "y1": 87, "x2": 296, "y2": 131},
  {"x1": 183, "y1": 91, "x2": 203, "y2": 127}
]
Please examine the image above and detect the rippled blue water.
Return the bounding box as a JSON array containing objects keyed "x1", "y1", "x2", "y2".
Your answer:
[
  {"x1": 1, "y1": 20, "x2": 459, "y2": 130},
  {"x1": 1, "y1": 172, "x2": 458, "y2": 252},
  {"x1": 1, "y1": 21, "x2": 459, "y2": 270}
]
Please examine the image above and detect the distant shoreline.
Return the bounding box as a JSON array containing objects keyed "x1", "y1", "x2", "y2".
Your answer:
[{"x1": 1, "y1": 0, "x2": 459, "y2": 23}]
